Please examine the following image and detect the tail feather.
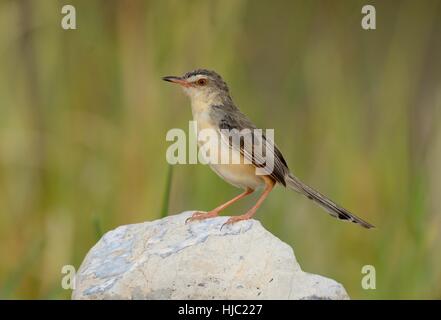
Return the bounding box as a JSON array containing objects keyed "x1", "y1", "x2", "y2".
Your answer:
[{"x1": 286, "y1": 174, "x2": 374, "y2": 229}]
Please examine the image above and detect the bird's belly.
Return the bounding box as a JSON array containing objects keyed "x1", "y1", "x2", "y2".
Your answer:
[{"x1": 209, "y1": 162, "x2": 264, "y2": 190}]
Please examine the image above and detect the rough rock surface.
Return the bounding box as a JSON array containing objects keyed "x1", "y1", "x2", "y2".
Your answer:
[{"x1": 72, "y1": 211, "x2": 349, "y2": 300}]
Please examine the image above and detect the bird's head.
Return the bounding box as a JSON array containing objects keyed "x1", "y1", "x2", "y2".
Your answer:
[{"x1": 162, "y1": 69, "x2": 230, "y2": 103}]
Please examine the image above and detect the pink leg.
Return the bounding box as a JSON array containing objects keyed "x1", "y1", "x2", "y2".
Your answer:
[
  {"x1": 222, "y1": 177, "x2": 275, "y2": 228},
  {"x1": 186, "y1": 188, "x2": 254, "y2": 223}
]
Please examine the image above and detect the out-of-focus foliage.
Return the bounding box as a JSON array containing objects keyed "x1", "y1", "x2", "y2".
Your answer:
[{"x1": 0, "y1": 0, "x2": 440, "y2": 299}]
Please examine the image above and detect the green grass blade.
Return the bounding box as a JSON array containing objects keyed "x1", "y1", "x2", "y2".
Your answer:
[
  {"x1": 92, "y1": 214, "x2": 103, "y2": 240},
  {"x1": 160, "y1": 164, "x2": 174, "y2": 218}
]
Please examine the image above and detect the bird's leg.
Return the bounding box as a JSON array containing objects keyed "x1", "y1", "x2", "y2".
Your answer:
[
  {"x1": 222, "y1": 177, "x2": 275, "y2": 228},
  {"x1": 186, "y1": 188, "x2": 254, "y2": 223}
]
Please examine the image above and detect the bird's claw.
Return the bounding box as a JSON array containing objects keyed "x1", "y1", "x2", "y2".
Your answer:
[
  {"x1": 185, "y1": 211, "x2": 218, "y2": 224},
  {"x1": 220, "y1": 217, "x2": 241, "y2": 230},
  {"x1": 185, "y1": 212, "x2": 204, "y2": 224},
  {"x1": 220, "y1": 214, "x2": 254, "y2": 230},
  {"x1": 221, "y1": 218, "x2": 237, "y2": 231},
  {"x1": 220, "y1": 221, "x2": 230, "y2": 231}
]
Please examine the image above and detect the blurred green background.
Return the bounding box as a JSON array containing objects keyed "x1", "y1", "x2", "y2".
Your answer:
[{"x1": 1, "y1": 0, "x2": 441, "y2": 299}]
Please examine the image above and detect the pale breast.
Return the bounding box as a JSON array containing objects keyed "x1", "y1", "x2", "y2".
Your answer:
[{"x1": 192, "y1": 108, "x2": 264, "y2": 190}]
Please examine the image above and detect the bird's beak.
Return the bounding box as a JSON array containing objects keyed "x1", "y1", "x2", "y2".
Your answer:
[{"x1": 162, "y1": 76, "x2": 191, "y2": 88}]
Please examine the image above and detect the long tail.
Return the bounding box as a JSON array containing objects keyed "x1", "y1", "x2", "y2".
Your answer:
[{"x1": 286, "y1": 174, "x2": 374, "y2": 229}]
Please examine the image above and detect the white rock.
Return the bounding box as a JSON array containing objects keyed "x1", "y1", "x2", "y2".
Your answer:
[{"x1": 72, "y1": 211, "x2": 349, "y2": 300}]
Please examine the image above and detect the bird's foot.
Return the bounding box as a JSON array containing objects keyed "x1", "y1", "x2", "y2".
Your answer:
[
  {"x1": 221, "y1": 211, "x2": 255, "y2": 230},
  {"x1": 185, "y1": 210, "x2": 219, "y2": 224}
]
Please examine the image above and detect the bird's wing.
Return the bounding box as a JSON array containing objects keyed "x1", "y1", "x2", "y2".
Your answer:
[{"x1": 211, "y1": 105, "x2": 290, "y2": 185}]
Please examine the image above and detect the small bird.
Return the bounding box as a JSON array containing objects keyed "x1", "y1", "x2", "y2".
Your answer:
[{"x1": 163, "y1": 69, "x2": 374, "y2": 229}]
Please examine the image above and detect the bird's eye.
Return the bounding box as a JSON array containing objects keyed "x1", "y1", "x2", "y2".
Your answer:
[{"x1": 196, "y1": 78, "x2": 207, "y2": 86}]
